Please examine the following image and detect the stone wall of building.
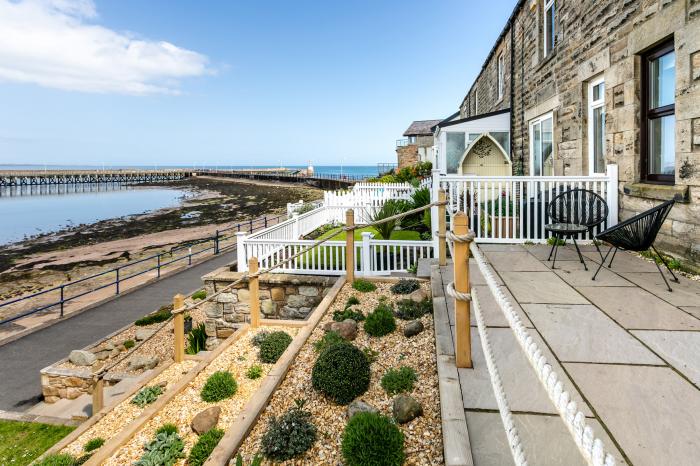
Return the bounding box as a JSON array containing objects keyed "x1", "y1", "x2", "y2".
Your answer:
[
  {"x1": 202, "y1": 269, "x2": 335, "y2": 347},
  {"x1": 396, "y1": 144, "x2": 420, "y2": 169},
  {"x1": 458, "y1": 0, "x2": 700, "y2": 268}
]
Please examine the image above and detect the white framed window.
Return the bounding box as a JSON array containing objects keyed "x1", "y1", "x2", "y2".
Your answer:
[
  {"x1": 543, "y1": 0, "x2": 555, "y2": 58},
  {"x1": 497, "y1": 53, "x2": 504, "y2": 100},
  {"x1": 529, "y1": 112, "x2": 554, "y2": 176},
  {"x1": 588, "y1": 76, "x2": 606, "y2": 174}
]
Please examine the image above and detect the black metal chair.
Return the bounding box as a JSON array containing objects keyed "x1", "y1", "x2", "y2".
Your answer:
[
  {"x1": 545, "y1": 189, "x2": 608, "y2": 270},
  {"x1": 592, "y1": 199, "x2": 678, "y2": 291}
]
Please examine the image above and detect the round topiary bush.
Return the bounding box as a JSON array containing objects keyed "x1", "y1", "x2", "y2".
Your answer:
[
  {"x1": 259, "y1": 331, "x2": 293, "y2": 363},
  {"x1": 341, "y1": 412, "x2": 405, "y2": 466},
  {"x1": 312, "y1": 343, "x2": 370, "y2": 405},
  {"x1": 364, "y1": 303, "x2": 396, "y2": 337},
  {"x1": 200, "y1": 371, "x2": 238, "y2": 402}
]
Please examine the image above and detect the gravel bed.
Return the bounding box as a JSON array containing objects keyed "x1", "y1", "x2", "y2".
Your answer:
[
  {"x1": 60, "y1": 360, "x2": 198, "y2": 457},
  {"x1": 238, "y1": 281, "x2": 443, "y2": 465},
  {"x1": 104, "y1": 325, "x2": 298, "y2": 466}
]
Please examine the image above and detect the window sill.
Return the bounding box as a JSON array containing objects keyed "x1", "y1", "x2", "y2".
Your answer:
[{"x1": 623, "y1": 182, "x2": 689, "y2": 203}]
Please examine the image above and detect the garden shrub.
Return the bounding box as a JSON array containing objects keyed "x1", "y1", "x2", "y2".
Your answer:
[
  {"x1": 312, "y1": 343, "x2": 370, "y2": 404},
  {"x1": 83, "y1": 437, "x2": 105, "y2": 453},
  {"x1": 259, "y1": 331, "x2": 292, "y2": 363},
  {"x1": 191, "y1": 289, "x2": 207, "y2": 301},
  {"x1": 246, "y1": 364, "x2": 263, "y2": 379},
  {"x1": 187, "y1": 428, "x2": 224, "y2": 466},
  {"x1": 352, "y1": 279, "x2": 376, "y2": 293},
  {"x1": 201, "y1": 371, "x2": 238, "y2": 402},
  {"x1": 123, "y1": 339, "x2": 135, "y2": 349},
  {"x1": 35, "y1": 454, "x2": 78, "y2": 466},
  {"x1": 369, "y1": 199, "x2": 410, "y2": 239},
  {"x1": 333, "y1": 307, "x2": 365, "y2": 322},
  {"x1": 134, "y1": 429, "x2": 184, "y2": 466},
  {"x1": 155, "y1": 423, "x2": 178, "y2": 436},
  {"x1": 131, "y1": 385, "x2": 163, "y2": 408},
  {"x1": 251, "y1": 331, "x2": 270, "y2": 347},
  {"x1": 341, "y1": 412, "x2": 405, "y2": 466},
  {"x1": 380, "y1": 366, "x2": 418, "y2": 395},
  {"x1": 313, "y1": 330, "x2": 347, "y2": 353},
  {"x1": 185, "y1": 323, "x2": 207, "y2": 355},
  {"x1": 261, "y1": 400, "x2": 317, "y2": 461},
  {"x1": 395, "y1": 298, "x2": 432, "y2": 320},
  {"x1": 390, "y1": 279, "x2": 420, "y2": 295},
  {"x1": 346, "y1": 295, "x2": 360, "y2": 307},
  {"x1": 134, "y1": 305, "x2": 172, "y2": 326},
  {"x1": 364, "y1": 303, "x2": 396, "y2": 337},
  {"x1": 74, "y1": 454, "x2": 92, "y2": 465}
]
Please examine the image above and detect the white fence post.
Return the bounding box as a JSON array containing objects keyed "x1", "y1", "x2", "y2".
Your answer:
[
  {"x1": 236, "y1": 232, "x2": 248, "y2": 272},
  {"x1": 606, "y1": 164, "x2": 619, "y2": 227},
  {"x1": 292, "y1": 212, "x2": 299, "y2": 239},
  {"x1": 361, "y1": 231, "x2": 373, "y2": 276},
  {"x1": 431, "y1": 168, "x2": 440, "y2": 251}
]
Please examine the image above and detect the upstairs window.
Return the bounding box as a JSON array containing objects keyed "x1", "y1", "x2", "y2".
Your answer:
[
  {"x1": 642, "y1": 40, "x2": 675, "y2": 183},
  {"x1": 497, "y1": 52, "x2": 504, "y2": 100},
  {"x1": 543, "y1": 0, "x2": 555, "y2": 58}
]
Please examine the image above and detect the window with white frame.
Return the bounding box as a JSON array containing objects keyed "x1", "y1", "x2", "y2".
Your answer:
[
  {"x1": 497, "y1": 53, "x2": 504, "y2": 100},
  {"x1": 543, "y1": 0, "x2": 555, "y2": 58},
  {"x1": 588, "y1": 77, "x2": 606, "y2": 174},
  {"x1": 529, "y1": 113, "x2": 554, "y2": 176}
]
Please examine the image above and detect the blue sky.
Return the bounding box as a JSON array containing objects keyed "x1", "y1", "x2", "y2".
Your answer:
[{"x1": 0, "y1": 0, "x2": 516, "y2": 167}]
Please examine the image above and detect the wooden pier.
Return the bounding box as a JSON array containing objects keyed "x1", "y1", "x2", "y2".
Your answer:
[{"x1": 0, "y1": 169, "x2": 190, "y2": 187}]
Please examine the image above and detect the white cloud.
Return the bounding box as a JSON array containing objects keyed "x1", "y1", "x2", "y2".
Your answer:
[{"x1": 0, "y1": 0, "x2": 211, "y2": 95}]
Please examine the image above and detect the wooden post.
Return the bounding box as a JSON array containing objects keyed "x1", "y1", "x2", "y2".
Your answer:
[
  {"x1": 453, "y1": 212, "x2": 472, "y2": 368},
  {"x1": 438, "y1": 189, "x2": 447, "y2": 266},
  {"x1": 249, "y1": 257, "x2": 260, "y2": 328},
  {"x1": 345, "y1": 209, "x2": 355, "y2": 282},
  {"x1": 92, "y1": 377, "x2": 104, "y2": 416},
  {"x1": 173, "y1": 294, "x2": 185, "y2": 363}
]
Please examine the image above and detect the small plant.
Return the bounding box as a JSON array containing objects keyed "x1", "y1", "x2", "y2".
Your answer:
[
  {"x1": 362, "y1": 347, "x2": 379, "y2": 364},
  {"x1": 420, "y1": 230, "x2": 432, "y2": 241},
  {"x1": 251, "y1": 330, "x2": 271, "y2": 347},
  {"x1": 235, "y1": 453, "x2": 263, "y2": 466},
  {"x1": 83, "y1": 437, "x2": 105, "y2": 453},
  {"x1": 134, "y1": 429, "x2": 184, "y2": 466},
  {"x1": 352, "y1": 279, "x2": 376, "y2": 293},
  {"x1": 261, "y1": 399, "x2": 317, "y2": 461},
  {"x1": 314, "y1": 330, "x2": 347, "y2": 353},
  {"x1": 395, "y1": 298, "x2": 432, "y2": 320},
  {"x1": 123, "y1": 339, "x2": 135, "y2": 350},
  {"x1": 640, "y1": 249, "x2": 682, "y2": 270},
  {"x1": 246, "y1": 364, "x2": 263, "y2": 379},
  {"x1": 185, "y1": 323, "x2": 207, "y2": 354},
  {"x1": 368, "y1": 199, "x2": 410, "y2": 239},
  {"x1": 341, "y1": 412, "x2": 405, "y2": 466},
  {"x1": 547, "y1": 236, "x2": 566, "y2": 246},
  {"x1": 201, "y1": 371, "x2": 238, "y2": 402},
  {"x1": 364, "y1": 303, "x2": 397, "y2": 337},
  {"x1": 187, "y1": 428, "x2": 224, "y2": 466},
  {"x1": 191, "y1": 289, "x2": 207, "y2": 301},
  {"x1": 134, "y1": 305, "x2": 173, "y2": 326},
  {"x1": 35, "y1": 454, "x2": 78, "y2": 466},
  {"x1": 333, "y1": 307, "x2": 365, "y2": 322},
  {"x1": 312, "y1": 343, "x2": 370, "y2": 405},
  {"x1": 407, "y1": 263, "x2": 418, "y2": 274},
  {"x1": 156, "y1": 423, "x2": 178, "y2": 436},
  {"x1": 259, "y1": 331, "x2": 292, "y2": 363},
  {"x1": 131, "y1": 385, "x2": 163, "y2": 408},
  {"x1": 346, "y1": 295, "x2": 360, "y2": 307},
  {"x1": 390, "y1": 279, "x2": 420, "y2": 295},
  {"x1": 381, "y1": 366, "x2": 418, "y2": 395}
]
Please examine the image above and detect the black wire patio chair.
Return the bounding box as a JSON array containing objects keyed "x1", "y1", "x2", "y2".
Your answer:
[
  {"x1": 592, "y1": 199, "x2": 678, "y2": 291},
  {"x1": 545, "y1": 189, "x2": 608, "y2": 270}
]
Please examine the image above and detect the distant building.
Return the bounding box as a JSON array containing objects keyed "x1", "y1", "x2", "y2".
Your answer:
[{"x1": 396, "y1": 120, "x2": 441, "y2": 169}]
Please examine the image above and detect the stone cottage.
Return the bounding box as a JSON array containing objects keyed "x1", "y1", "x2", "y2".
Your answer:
[
  {"x1": 396, "y1": 120, "x2": 441, "y2": 169},
  {"x1": 435, "y1": 0, "x2": 700, "y2": 268}
]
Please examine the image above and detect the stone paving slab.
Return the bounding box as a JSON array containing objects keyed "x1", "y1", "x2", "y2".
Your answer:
[
  {"x1": 582, "y1": 251, "x2": 661, "y2": 273},
  {"x1": 631, "y1": 330, "x2": 700, "y2": 386},
  {"x1": 467, "y1": 285, "x2": 533, "y2": 328},
  {"x1": 481, "y1": 252, "x2": 550, "y2": 272},
  {"x1": 565, "y1": 363, "x2": 700, "y2": 466},
  {"x1": 681, "y1": 306, "x2": 700, "y2": 320},
  {"x1": 552, "y1": 261, "x2": 634, "y2": 287},
  {"x1": 525, "y1": 244, "x2": 584, "y2": 262},
  {"x1": 619, "y1": 272, "x2": 700, "y2": 307},
  {"x1": 457, "y1": 328, "x2": 592, "y2": 416},
  {"x1": 576, "y1": 286, "x2": 700, "y2": 330},
  {"x1": 476, "y1": 244, "x2": 527, "y2": 252},
  {"x1": 465, "y1": 411, "x2": 627, "y2": 466},
  {"x1": 522, "y1": 304, "x2": 663, "y2": 364},
  {"x1": 500, "y1": 271, "x2": 589, "y2": 304}
]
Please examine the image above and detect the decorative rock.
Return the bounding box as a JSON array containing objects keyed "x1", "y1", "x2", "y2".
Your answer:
[
  {"x1": 103, "y1": 341, "x2": 115, "y2": 351},
  {"x1": 298, "y1": 286, "x2": 319, "y2": 297},
  {"x1": 135, "y1": 329, "x2": 155, "y2": 341},
  {"x1": 69, "y1": 350, "x2": 96, "y2": 366},
  {"x1": 404, "y1": 320, "x2": 425, "y2": 337},
  {"x1": 347, "y1": 400, "x2": 378, "y2": 419},
  {"x1": 127, "y1": 355, "x2": 159, "y2": 371},
  {"x1": 393, "y1": 394, "x2": 423, "y2": 424},
  {"x1": 94, "y1": 350, "x2": 110, "y2": 361},
  {"x1": 191, "y1": 406, "x2": 221, "y2": 434},
  {"x1": 329, "y1": 319, "x2": 358, "y2": 341},
  {"x1": 261, "y1": 299, "x2": 275, "y2": 315},
  {"x1": 109, "y1": 348, "x2": 120, "y2": 358},
  {"x1": 409, "y1": 289, "x2": 427, "y2": 303}
]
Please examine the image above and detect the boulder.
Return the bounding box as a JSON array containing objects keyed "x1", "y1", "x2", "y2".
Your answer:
[
  {"x1": 191, "y1": 406, "x2": 221, "y2": 434},
  {"x1": 333, "y1": 319, "x2": 358, "y2": 341},
  {"x1": 404, "y1": 320, "x2": 425, "y2": 338},
  {"x1": 135, "y1": 329, "x2": 155, "y2": 341},
  {"x1": 393, "y1": 394, "x2": 423, "y2": 424},
  {"x1": 69, "y1": 350, "x2": 96, "y2": 366},
  {"x1": 347, "y1": 400, "x2": 378, "y2": 419},
  {"x1": 128, "y1": 355, "x2": 159, "y2": 371},
  {"x1": 93, "y1": 350, "x2": 110, "y2": 361},
  {"x1": 409, "y1": 289, "x2": 428, "y2": 303}
]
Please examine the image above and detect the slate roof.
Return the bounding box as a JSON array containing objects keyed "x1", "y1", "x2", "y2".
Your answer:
[{"x1": 403, "y1": 120, "x2": 442, "y2": 136}]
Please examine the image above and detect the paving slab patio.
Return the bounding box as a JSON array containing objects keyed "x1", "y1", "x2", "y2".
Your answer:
[
  {"x1": 681, "y1": 306, "x2": 700, "y2": 320},
  {"x1": 619, "y1": 272, "x2": 700, "y2": 306},
  {"x1": 551, "y1": 261, "x2": 634, "y2": 287},
  {"x1": 481, "y1": 251, "x2": 550, "y2": 272},
  {"x1": 499, "y1": 271, "x2": 589, "y2": 304},
  {"x1": 631, "y1": 330, "x2": 700, "y2": 386}
]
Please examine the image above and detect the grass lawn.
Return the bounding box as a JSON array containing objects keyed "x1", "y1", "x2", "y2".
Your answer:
[
  {"x1": 317, "y1": 226, "x2": 422, "y2": 241},
  {"x1": 0, "y1": 420, "x2": 74, "y2": 466}
]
